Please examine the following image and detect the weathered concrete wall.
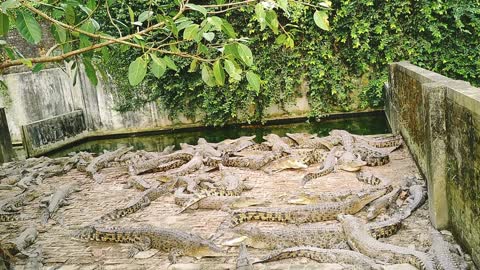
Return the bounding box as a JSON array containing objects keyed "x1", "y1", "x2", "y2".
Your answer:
[
  {"x1": 0, "y1": 66, "x2": 311, "y2": 143},
  {"x1": 21, "y1": 110, "x2": 87, "y2": 157},
  {"x1": 0, "y1": 108, "x2": 15, "y2": 163},
  {"x1": 386, "y1": 61, "x2": 480, "y2": 266}
]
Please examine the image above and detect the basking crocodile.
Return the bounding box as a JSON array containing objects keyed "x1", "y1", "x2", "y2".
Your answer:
[
  {"x1": 216, "y1": 136, "x2": 257, "y2": 154},
  {"x1": 129, "y1": 152, "x2": 193, "y2": 175},
  {"x1": 225, "y1": 187, "x2": 387, "y2": 227},
  {"x1": 222, "y1": 150, "x2": 284, "y2": 170},
  {"x1": 288, "y1": 185, "x2": 388, "y2": 205},
  {"x1": 3, "y1": 227, "x2": 38, "y2": 257},
  {"x1": 226, "y1": 210, "x2": 404, "y2": 250},
  {"x1": 253, "y1": 246, "x2": 382, "y2": 270},
  {"x1": 430, "y1": 229, "x2": 463, "y2": 270},
  {"x1": 74, "y1": 225, "x2": 223, "y2": 263},
  {"x1": 406, "y1": 185, "x2": 427, "y2": 213},
  {"x1": 41, "y1": 183, "x2": 80, "y2": 224},
  {"x1": 174, "y1": 187, "x2": 266, "y2": 212},
  {"x1": 123, "y1": 175, "x2": 152, "y2": 191},
  {"x1": 160, "y1": 153, "x2": 203, "y2": 176},
  {"x1": 86, "y1": 146, "x2": 133, "y2": 176},
  {"x1": 336, "y1": 151, "x2": 367, "y2": 172},
  {"x1": 262, "y1": 156, "x2": 308, "y2": 173},
  {"x1": 339, "y1": 214, "x2": 435, "y2": 270},
  {"x1": 0, "y1": 189, "x2": 39, "y2": 212},
  {"x1": 353, "y1": 134, "x2": 403, "y2": 149},
  {"x1": 236, "y1": 243, "x2": 253, "y2": 270},
  {"x1": 96, "y1": 179, "x2": 178, "y2": 223},
  {"x1": 263, "y1": 134, "x2": 291, "y2": 153},
  {"x1": 301, "y1": 146, "x2": 340, "y2": 186},
  {"x1": 0, "y1": 211, "x2": 24, "y2": 222},
  {"x1": 366, "y1": 186, "x2": 401, "y2": 220}
]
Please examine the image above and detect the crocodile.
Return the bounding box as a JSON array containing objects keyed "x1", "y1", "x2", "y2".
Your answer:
[
  {"x1": 216, "y1": 136, "x2": 257, "y2": 154},
  {"x1": 253, "y1": 246, "x2": 382, "y2": 270},
  {"x1": 263, "y1": 134, "x2": 291, "y2": 153},
  {"x1": 0, "y1": 211, "x2": 24, "y2": 222},
  {"x1": 288, "y1": 185, "x2": 388, "y2": 205},
  {"x1": 262, "y1": 156, "x2": 308, "y2": 173},
  {"x1": 123, "y1": 175, "x2": 152, "y2": 191},
  {"x1": 129, "y1": 152, "x2": 193, "y2": 175},
  {"x1": 366, "y1": 186, "x2": 401, "y2": 220},
  {"x1": 291, "y1": 148, "x2": 327, "y2": 166},
  {"x1": 41, "y1": 183, "x2": 81, "y2": 224},
  {"x1": 430, "y1": 229, "x2": 463, "y2": 270},
  {"x1": 0, "y1": 189, "x2": 39, "y2": 212},
  {"x1": 406, "y1": 185, "x2": 427, "y2": 213},
  {"x1": 86, "y1": 146, "x2": 133, "y2": 176},
  {"x1": 285, "y1": 133, "x2": 317, "y2": 146},
  {"x1": 3, "y1": 227, "x2": 38, "y2": 257},
  {"x1": 356, "y1": 171, "x2": 382, "y2": 185},
  {"x1": 236, "y1": 243, "x2": 253, "y2": 270},
  {"x1": 353, "y1": 134, "x2": 403, "y2": 149},
  {"x1": 226, "y1": 203, "x2": 404, "y2": 250},
  {"x1": 159, "y1": 153, "x2": 203, "y2": 176},
  {"x1": 339, "y1": 214, "x2": 435, "y2": 270},
  {"x1": 74, "y1": 225, "x2": 224, "y2": 263},
  {"x1": 301, "y1": 146, "x2": 340, "y2": 186},
  {"x1": 174, "y1": 187, "x2": 266, "y2": 212},
  {"x1": 95, "y1": 179, "x2": 178, "y2": 223},
  {"x1": 224, "y1": 187, "x2": 387, "y2": 227},
  {"x1": 222, "y1": 150, "x2": 285, "y2": 170},
  {"x1": 336, "y1": 151, "x2": 367, "y2": 172},
  {"x1": 24, "y1": 250, "x2": 43, "y2": 270}
]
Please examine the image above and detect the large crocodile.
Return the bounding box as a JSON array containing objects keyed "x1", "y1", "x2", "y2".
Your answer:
[
  {"x1": 225, "y1": 187, "x2": 387, "y2": 227},
  {"x1": 288, "y1": 185, "x2": 388, "y2": 205},
  {"x1": 0, "y1": 189, "x2": 39, "y2": 212},
  {"x1": 95, "y1": 179, "x2": 178, "y2": 223},
  {"x1": 74, "y1": 225, "x2": 224, "y2": 263},
  {"x1": 222, "y1": 150, "x2": 285, "y2": 170},
  {"x1": 339, "y1": 214, "x2": 435, "y2": 270},
  {"x1": 160, "y1": 153, "x2": 203, "y2": 176},
  {"x1": 301, "y1": 146, "x2": 340, "y2": 186},
  {"x1": 353, "y1": 134, "x2": 403, "y2": 149},
  {"x1": 430, "y1": 229, "x2": 463, "y2": 270},
  {"x1": 3, "y1": 226, "x2": 38, "y2": 257},
  {"x1": 236, "y1": 243, "x2": 253, "y2": 270},
  {"x1": 253, "y1": 246, "x2": 382, "y2": 270},
  {"x1": 129, "y1": 152, "x2": 193, "y2": 175},
  {"x1": 41, "y1": 183, "x2": 80, "y2": 224},
  {"x1": 86, "y1": 146, "x2": 133, "y2": 176}
]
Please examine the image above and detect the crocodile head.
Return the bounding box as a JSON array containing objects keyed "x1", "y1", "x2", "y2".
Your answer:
[
  {"x1": 348, "y1": 188, "x2": 388, "y2": 213},
  {"x1": 190, "y1": 240, "x2": 224, "y2": 259},
  {"x1": 337, "y1": 152, "x2": 367, "y2": 172}
]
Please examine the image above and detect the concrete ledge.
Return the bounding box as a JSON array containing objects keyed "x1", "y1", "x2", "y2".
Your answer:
[{"x1": 386, "y1": 61, "x2": 480, "y2": 266}]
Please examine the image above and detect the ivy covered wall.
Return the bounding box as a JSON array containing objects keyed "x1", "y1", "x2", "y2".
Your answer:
[{"x1": 100, "y1": 0, "x2": 480, "y2": 126}]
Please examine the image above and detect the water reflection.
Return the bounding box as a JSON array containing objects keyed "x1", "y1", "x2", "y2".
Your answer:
[{"x1": 49, "y1": 114, "x2": 390, "y2": 157}]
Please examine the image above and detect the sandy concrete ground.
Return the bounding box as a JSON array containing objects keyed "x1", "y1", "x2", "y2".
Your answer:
[{"x1": 0, "y1": 144, "x2": 475, "y2": 270}]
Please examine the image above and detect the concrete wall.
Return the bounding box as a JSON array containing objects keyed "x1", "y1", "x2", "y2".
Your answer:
[
  {"x1": 0, "y1": 108, "x2": 15, "y2": 163},
  {"x1": 0, "y1": 66, "x2": 311, "y2": 143},
  {"x1": 386, "y1": 61, "x2": 480, "y2": 266}
]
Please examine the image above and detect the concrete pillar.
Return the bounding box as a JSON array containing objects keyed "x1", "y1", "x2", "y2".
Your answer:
[
  {"x1": 0, "y1": 108, "x2": 15, "y2": 163},
  {"x1": 423, "y1": 82, "x2": 449, "y2": 229}
]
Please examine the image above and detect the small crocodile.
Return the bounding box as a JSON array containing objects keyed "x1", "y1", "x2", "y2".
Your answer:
[
  {"x1": 236, "y1": 243, "x2": 253, "y2": 270},
  {"x1": 406, "y1": 185, "x2": 427, "y2": 213},
  {"x1": 0, "y1": 189, "x2": 39, "y2": 212},
  {"x1": 96, "y1": 179, "x2": 178, "y2": 223},
  {"x1": 339, "y1": 214, "x2": 435, "y2": 270},
  {"x1": 253, "y1": 246, "x2": 382, "y2": 270},
  {"x1": 174, "y1": 187, "x2": 266, "y2": 212},
  {"x1": 86, "y1": 146, "x2": 133, "y2": 176},
  {"x1": 129, "y1": 152, "x2": 193, "y2": 175},
  {"x1": 430, "y1": 229, "x2": 463, "y2": 270},
  {"x1": 3, "y1": 226, "x2": 38, "y2": 257},
  {"x1": 366, "y1": 186, "x2": 401, "y2": 220},
  {"x1": 301, "y1": 146, "x2": 340, "y2": 186},
  {"x1": 74, "y1": 225, "x2": 224, "y2": 263},
  {"x1": 225, "y1": 187, "x2": 387, "y2": 227},
  {"x1": 41, "y1": 183, "x2": 80, "y2": 224}
]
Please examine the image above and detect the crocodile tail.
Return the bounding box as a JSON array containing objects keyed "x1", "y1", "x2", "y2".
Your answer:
[{"x1": 177, "y1": 195, "x2": 207, "y2": 214}]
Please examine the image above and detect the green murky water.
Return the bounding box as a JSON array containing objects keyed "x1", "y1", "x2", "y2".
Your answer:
[{"x1": 49, "y1": 113, "x2": 390, "y2": 158}]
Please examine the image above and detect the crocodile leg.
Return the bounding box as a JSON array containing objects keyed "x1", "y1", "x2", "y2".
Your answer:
[{"x1": 127, "y1": 236, "x2": 152, "y2": 258}]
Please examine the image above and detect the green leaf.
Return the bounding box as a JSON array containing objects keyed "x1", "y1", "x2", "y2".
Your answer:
[
  {"x1": 64, "y1": 5, "x2": 76, "y2": 25},
  {"x1": 150, "y1": 54, "x2": 166, "y2": 78},
  {"x1": 188, "y1": 59, "x2": 198, "y2": 72},
  {"x1": 128, "y1": 57, "x2": 147, "y2": 86},
  {"x1": 202, "y1": 32, "x2": 215, "y2": 42},
  {"x1": 1, "y1": 0, "x2": 20, "y2": 14},
  {"x1": 185, "y1": 4, "x2": 207, "y2": 17},
  {"x1": 213, "y1": 60, "x2": 225, "y2": 86},
  {"x1": 138, "y1": 11, "x2": 153, "y2": 23},
  {"x1": 183, "y1": 24, "x2": 199, "y2": 41},
  {"x1": 207, "y1": 16, "x2": 223, "y2": 31},
  {"x1": 255, "y1": 3, "x2": 266, "y2": 30},
  {"x1": 51, "y1": 25, "x2": 67, "y2": 43},
  {"x1": 32, "y1": 63, "x2": 44, "y2": 73},
  {"x1": 277, "y1": 0, "x2": 289, "y2": 13},
  {"x1": 15, "y1": 11, "x2": 42, "y2": 44},
  {"x1": 83, "y1": 58, "x2": 98, "y2": 86},
  {"x1": 265, "y1": 10, "x2": 279, "y2": 34},
  {"x1": 224, "y1": 59, "x2": 241, "y2": 81},
  {"x1": 221, "y1": 19, "x2": 236, "y2": 38},
  {"x1": 0, "y1": 13, "x2": 9, "y2": 37},
  {"x1": 163, "y1": 56, "x2": 178, "y2": 71},
  {"x1": 236, "y1": 43, "x2": 253, "y2": 66},
  {"x1": 128, "y1": 6, "x2": 135, "y2": 25},
  {"x1": 201, "y1": 64, "x2": 216, "y2": 87},
  {"x1": 246, "y1": 71, "x2": 261, "y2": 93},
  {"x1": 313, "y1": 10, "x2": 330, "y2": 31}
]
